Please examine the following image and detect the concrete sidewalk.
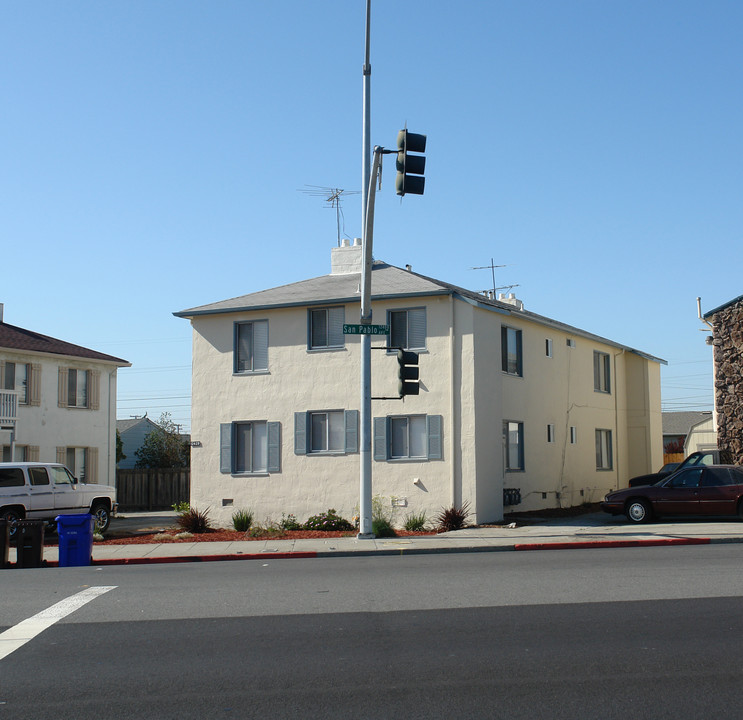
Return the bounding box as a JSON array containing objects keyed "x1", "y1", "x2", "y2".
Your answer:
[{"x1": 7, "y1": 512, "x2": 743, "y2": 567}]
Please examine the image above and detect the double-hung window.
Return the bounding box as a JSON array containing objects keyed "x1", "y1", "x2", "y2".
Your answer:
[
  {"x1": 373, "y1": 415, "x2": 443, "y2": 461},
  {"x1": 3, "y1": 362, "x2": 28, "y2": 404},
  {"x1": 58, "y1": 368, "x2": 99, "y2": 410},
  {"x1": 68, "y1": 370, "x2": 88, "y2": 408},
  {"x1": 388, "y1": 308, "x2": 426, "y2": 351},
  {"x1": 220, "y1": 421, "x2": 281, "y2": 474},
  {"x1": 501, "y1": 326, "x2": 523, "y2": 376},
  {"x1": 294, "y1": 410, "x2": 359, "y2": 455},
  {"x1": 235, "y1": 320, "x2": 269, "y2": 373},
  {"x1": 309, "y1": 307, "x2": 345, "y2": 350},
  {"x1": 593, "y1": 351, "x2": 611, "y2": 393},
  {"x1": 66, "y1": 447, "x2": 88, "y2": 482},
  {"x1": 503, "y1": 421, "x2": 524, "y2": 471},
  {"x1": 595, "y1": 429, "x2": 613, "y2": 470}
]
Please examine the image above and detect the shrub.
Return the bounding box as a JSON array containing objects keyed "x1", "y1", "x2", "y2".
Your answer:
[
  {"x1": 172, "y1": 501, "x2": 190, "y2": 513},
  {"x1": 249, "y1": 522, "x2": 283, "y2": 538},
  {"x1": 303, "y1": 509, "x2": 354, "y2": 532},
  {"x1": 232, "y1": 508, "x2": 254, "y2": 532},
  {"x1": 176, "y1": 506, "x2": 212, "y2": 534},
  {"x1": 404, "y1": 511, "x2": 428, "y2": 531},
  {"x1": 435, "y1": 502, "x2": 471, "y2": 532},
  {"x1": 279, "y1": 513, "x2": 301, "y2": 531},
  {"x1": 372, "y1": 517, "x2": 397, "y2": 538}
]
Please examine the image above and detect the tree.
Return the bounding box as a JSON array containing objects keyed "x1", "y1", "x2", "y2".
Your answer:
[
  {"x1": 116, "y1": 430, "x2": 126, "y2": 464},
  {"x1": 134, "y1": 412, "x2": 190, "y2": 469}
]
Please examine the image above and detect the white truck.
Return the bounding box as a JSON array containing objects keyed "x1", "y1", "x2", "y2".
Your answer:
[{"x1": 0, "y1": 462, "x2": 117, "y2": 535}]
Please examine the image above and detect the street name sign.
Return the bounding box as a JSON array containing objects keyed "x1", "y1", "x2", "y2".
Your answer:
[{"x1": 343, "y1": 324, "x2": 390, "y2": 335}]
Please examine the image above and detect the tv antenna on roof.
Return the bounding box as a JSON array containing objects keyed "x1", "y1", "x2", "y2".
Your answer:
[
  {"x1": 299, "y1": 185, "x2": 361, "y2": 246},
  {"x1": 470, "y1": 259, "x2": 519, "y2": 298}
]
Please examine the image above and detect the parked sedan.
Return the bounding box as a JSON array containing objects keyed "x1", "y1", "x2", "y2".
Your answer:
[{"x1": 601, "y1": 465, "x2": 743, "y2": 524}]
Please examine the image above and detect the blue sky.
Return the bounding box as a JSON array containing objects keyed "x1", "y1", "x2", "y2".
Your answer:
[{"x1": 3, "y1": 1, "x2": 741, "y2": 432}]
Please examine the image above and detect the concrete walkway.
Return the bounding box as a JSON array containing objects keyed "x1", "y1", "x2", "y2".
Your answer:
[{"x1": 7, "y1": 512, "x2": 743, "y2": 568}]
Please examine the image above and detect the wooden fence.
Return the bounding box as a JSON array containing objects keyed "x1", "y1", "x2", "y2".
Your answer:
[{"x1": 116, "y1": 468, "x2": 190, "y2": 511}]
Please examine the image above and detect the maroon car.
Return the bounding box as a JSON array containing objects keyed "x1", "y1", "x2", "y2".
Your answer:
[{"x1": 601, "y1": 465, "x2": 743, "y2": 524}]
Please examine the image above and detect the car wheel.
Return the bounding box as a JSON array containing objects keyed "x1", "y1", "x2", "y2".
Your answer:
[
  {"x1": 90, "y1": 502, "x2": 111, "y2": 533},
  {"x1": 626, "y1": 499, "x2": 651, "y2": 524},
  {"x1": 1, "y1": 508, "x2": 24, "y2": 538}
]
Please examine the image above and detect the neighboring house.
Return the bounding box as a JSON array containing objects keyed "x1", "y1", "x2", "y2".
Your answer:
[
  {"x1": 683, "y1": 414, "x2": 717, "y2": 455},
  {"x1": 662, "y1": 411, "x2": 715, "y2": 454},
  {"x1": 703, "y1": 294, "x2": 743, "y2": 464},
  {"x1": 0, "y1": 304, "x2": 130, "y2": 485},
  {"x1": 116, "y1": 416, "x2": 161, "y2": 469},
  {"x1": 175, "y1": 242, "x2": 665, "y2": 527}
]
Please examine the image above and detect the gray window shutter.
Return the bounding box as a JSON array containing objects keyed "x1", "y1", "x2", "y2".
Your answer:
[
  {"x1": 267, "y1": 422, "x2": 281, "y2": 472},
  {"x1": 253, "y1": 320, "x2": 269, "y2": 370},
  {"x1": 220, "y1": 423, "x2": 232, "y2": 474},
  {"x1": 294, "y1": 412, "x2": 307, "y2": 455},
  {"x1": 427, "y1": 415, "x2": 443, "y2": 460},
  {"x1": 328, "y1": 306, "x2": 345, "y2": 347},
  {"x1": 344, "y1": 410, "x2": 359, "y2": 453},
  {"x1": 408, "y1": 308, "x2": 426, "y2": 350},
  {"x1": 373, "y1": 417, "x2": 388, "y2": 461}
]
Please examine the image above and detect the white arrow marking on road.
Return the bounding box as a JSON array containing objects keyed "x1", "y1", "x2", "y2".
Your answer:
[{"x1": 0, "y1": 586, "x2": 117, "y2": 661}]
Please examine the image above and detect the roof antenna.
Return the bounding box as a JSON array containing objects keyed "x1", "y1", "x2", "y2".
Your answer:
[
  {"x1": 470, "y1": 258, "x2": 519, "y2": 298},
  {"x1": 299, "y1": 185, "x2": 361, "y2": 246}
]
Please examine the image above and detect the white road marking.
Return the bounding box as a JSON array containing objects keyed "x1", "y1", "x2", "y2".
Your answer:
[{"x1": 0, "y1": 586, "x2": 116, "y2": 661}]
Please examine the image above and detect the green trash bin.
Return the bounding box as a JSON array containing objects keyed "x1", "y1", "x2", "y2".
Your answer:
[
  {"x1": 15, "y1": 520, "x2": 45, "y2": 569},
  {"x1": 0, "y1": 519, "x2": 9, "y2": 569},
  {"x1": 56, "y1": 514, "x2": 94, "y2": 567}
]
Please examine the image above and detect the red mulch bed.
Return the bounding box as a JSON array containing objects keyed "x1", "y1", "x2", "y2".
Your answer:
[{"x1": 44, "y1": 528, "x2": 438, "y2": 546}]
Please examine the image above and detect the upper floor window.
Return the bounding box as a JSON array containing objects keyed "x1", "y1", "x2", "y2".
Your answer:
[
  {"x1": 373, "y1": 414, "x2": 443, "y2": 461},
  {"x1": 545, "y1": 339, "x2": 553, "y2": 358},
  {"x1": 3, "y1": 362, "x2": 29, "y2": 404},
  {"x1": 309, "y1": 306, "x2": 345, "y2": 350},
  {"x1": 388, "y1": 308, "x2": 426, "y2": 351},
  {"x1": 593, "y1": 351, "x2": 611, "y2": 393},
  {"x1": 58, "y1": 368, "x2": 99, "y2": 410},
  {"x1": 235, "y1": 320, "x2": 268, "y2": 373},
  {"x1": 220, "y1": 420, "x2": 281, "y2": 474},
  {"x1": 501, "y1": 326, "x2": 523, "y2": 376}
]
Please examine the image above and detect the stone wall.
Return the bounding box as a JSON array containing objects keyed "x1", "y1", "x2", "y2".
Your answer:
[{"x1": 710, "y1": 298, "x2": 743, "y2": 464}]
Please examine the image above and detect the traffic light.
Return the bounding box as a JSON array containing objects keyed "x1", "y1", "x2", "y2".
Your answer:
[
  {"x1": 395, "y1": 129, "x2": 426, "y2": 196},
  {"x1": 397, "y1": 349, "x2": 420, "y2": 397}
]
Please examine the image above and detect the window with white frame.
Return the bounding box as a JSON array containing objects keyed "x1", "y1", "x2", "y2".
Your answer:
[
  {"x1": 593, "y1": 351, "x2": 611, "y2": 393},
  {"x1": 570, "y1": 426, "x2": 577, "y2": 444},
  {"x1": 2, "y1": 445, "x2": 27, "y2": 462},
  {"x1": 309, "y1": 306, "x2": 345, "y2": 349},
  {"x1": 501, "y1": 326, "x2": 523, "y2": 376},
  {"x1": 388, "y1": 308, "x2": 426, "y2": 351},
  {"x1": 3, "y1": 362, "x2": 29, "y2": 404},
  {"x1": 547, "y1": 424, "x2": 555, "y2": 443},
  {"x1": 66, "y1": 447, "x2": 87, "y2": 481},
  {"x1": 545, "y1": 339, "x2": 553, "y2": 358},
  {"x1": 234, "y1": 320, "x2": 269, "y2": 373},
  {"x1": 294, "y1": 411, "x2": 358, "y2": 455},
  {"x1": 503, "y1": 421, "x2": 524, "y2": 471},
  {"x1": 595, "y1": 429, "x2": 613, "y2": 470},
  {"x1": 68, "y1": 370, "x2": 88, "y2": 408},
  {"x1": 373, "y1": 415, "x2": 443, "y2": 461},
  {"x1": 220, "y1": 421, "x2": 281, "y2": 474}
]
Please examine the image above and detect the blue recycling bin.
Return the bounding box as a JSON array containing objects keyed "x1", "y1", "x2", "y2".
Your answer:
[{"x1": 56, "y1": 514, "x2": 94, "y2": 567}]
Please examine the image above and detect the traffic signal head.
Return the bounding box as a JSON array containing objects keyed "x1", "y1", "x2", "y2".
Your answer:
[
  {"x1": 396, "y1": 129, "x2": 426, "y2": 197},
  {"x1": 397, "y1": 349, "x2": 420, "y2": 397}
]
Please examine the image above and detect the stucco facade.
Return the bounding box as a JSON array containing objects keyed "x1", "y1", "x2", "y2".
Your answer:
[
  {"x1": 0, "y1": 309, "x2": 129, "y2": 486},
  {"x1": 177, "y1": 246, "x2": 664, "y2": 528}
]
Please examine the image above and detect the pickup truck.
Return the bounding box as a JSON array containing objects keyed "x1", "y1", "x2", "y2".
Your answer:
[{"x1": 0, "y1": 462, "x2": 117, "y2": 535}]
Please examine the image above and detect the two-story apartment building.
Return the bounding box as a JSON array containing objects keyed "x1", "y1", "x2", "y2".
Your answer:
[
  {"x1": 175, "y1": 242, "x2": 664, "y2": 528},
  {"x1": 0, "y1": 305, "x2": 130, "y2": 485}
]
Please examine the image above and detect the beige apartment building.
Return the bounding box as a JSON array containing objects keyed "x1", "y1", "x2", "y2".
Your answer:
[{"x1": 176, "y1": 243, "x2": 664, "y2": 528}]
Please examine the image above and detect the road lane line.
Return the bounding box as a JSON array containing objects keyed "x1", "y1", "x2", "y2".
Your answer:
[{"x1": 0, "y1": 586, "x2": 117, "y2": 661}]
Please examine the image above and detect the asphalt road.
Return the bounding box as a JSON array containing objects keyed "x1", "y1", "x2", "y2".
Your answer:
[{"x1": 3, "y1": 545, "x2": 743, "y2": 719}]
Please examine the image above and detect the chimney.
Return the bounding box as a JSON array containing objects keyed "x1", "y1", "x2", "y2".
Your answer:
[
  {"x1": 498, "y1": 293, "x2": 524, "y2": 311},
  {"x1": 0, "y1": 303, "x2": 4, "y2": 323},
  {"x1": 331, "y1": 238, "x2": 363, "y2": 274}
]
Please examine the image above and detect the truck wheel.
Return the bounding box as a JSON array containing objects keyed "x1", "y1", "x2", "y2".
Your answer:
[
  {"x1": 1, "y1": 508, "x2": 24, "y2": 538},
  {"x1": 90, "y1": 502, "x2": 111, "y2": 533}
]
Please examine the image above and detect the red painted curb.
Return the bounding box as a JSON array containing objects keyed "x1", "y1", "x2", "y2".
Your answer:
[{"x1": 514, "y1": 538, "x2": 711, "y2": 551}]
